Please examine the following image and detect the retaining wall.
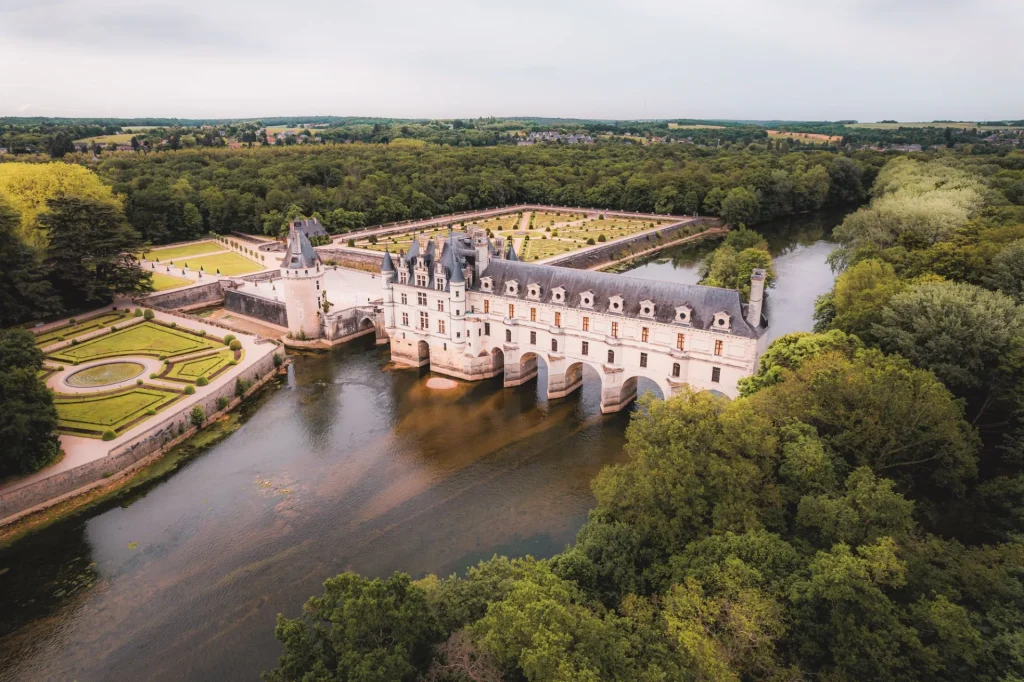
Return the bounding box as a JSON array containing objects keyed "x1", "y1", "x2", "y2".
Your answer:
[
  {"x1": 318, "y1": 248, "x2": 384, "y2": 273},
  {"x1": 0, "y1": 351, "x2": 281, "y2": 526},
  {"x1": 224, "y1": 290, "x2": 288, "y2": 327},
  {"x1": 142, "y1": 281, "x2": 226, "y2": 309},
  {"x1": 545, "y1": 217, "x2": 726, "y2": 270}
]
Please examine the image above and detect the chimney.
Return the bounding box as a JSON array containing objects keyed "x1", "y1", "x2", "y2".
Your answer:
[
  {"x1": 475, "y1": 236, "x2": 490, "y2": 273},
  {"x1": 746, "y1": 269, "x2": 766, "y2": 328}
]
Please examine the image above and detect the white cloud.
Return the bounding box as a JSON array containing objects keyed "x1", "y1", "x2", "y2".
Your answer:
[{"x1": 0, "y1": 0, "x2": 1021, "y2": 120}]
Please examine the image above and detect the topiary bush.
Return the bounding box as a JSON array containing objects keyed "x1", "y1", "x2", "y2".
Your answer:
[
  {"x1": 150, "y1": 373, "x2": 157, "y2": 379},
  {"x1": 586, "y1": 238, "x2": 596, "y2": 245},
  {"x1": 146, "y1": 408, "x2": 157, "y2": 416},
  {"x1": 144, "y1": 309, "x2": 155, "y2": 320},
  {"x1": 134, "y1": 309, "x2": 142, "y2": 317},
  {"x1": 223, "y1": 334, "x2": 236, "y2": 345},
  {"x1": 184, "y1": 385, "x2": 195, "y2": 395},
  {"x1": 102, "y1": 430, "x2": 116, "y2": 441},
  {"x1": 229, "y1": 339, "x2": 242, "y2": 351},
  {"x1": 196, "y1": 376, "x2": 209, "y2": 387},
  {"x1": 136, "y1": 379, "x2": 143, "y2": 385},
  {"x1": 598, "y1": 234, "x2": 607, "y2": 242}
]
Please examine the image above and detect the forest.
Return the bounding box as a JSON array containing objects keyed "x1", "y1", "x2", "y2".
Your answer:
[{"x1": 263, "y1": 154, "x2": 1024, "y2": 682}]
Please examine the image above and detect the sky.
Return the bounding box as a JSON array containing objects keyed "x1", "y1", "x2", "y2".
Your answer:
[{"x1": 1, "y1": 0, "x2": 1022, "y2": 122}]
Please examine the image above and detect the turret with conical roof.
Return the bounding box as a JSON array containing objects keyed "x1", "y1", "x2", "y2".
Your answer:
[{"x1": 281, "y1": 226, "x2": 324, "y2": 339}]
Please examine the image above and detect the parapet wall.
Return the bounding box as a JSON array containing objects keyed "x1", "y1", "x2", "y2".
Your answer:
[
  {"x1": 318, "y1": 248, "x2": 384, "y2": 273},
  {"x1": 223, "y1": 290, "x2": 289, "y2": 327},
  {"x1": 142, "y1": 281, "x2": 226, "y2": 309},
  {"x1": 0, "y1": 350, "x2": 281, "y2": 526},
  {"x1": 545, "y1": 217, "x2": 726, "y2": 270}
]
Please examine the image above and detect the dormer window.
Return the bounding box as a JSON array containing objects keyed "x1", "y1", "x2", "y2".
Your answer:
[
  {"x1": 609, "y1": 295, "x2": 624, "y2": 313},
  {"x1": 639, "y1": 300, "x2": 655, "y2": 318},
  {"x1": 675, "y1": 305, "x2": 692, "y2": 324},
  {"x1": 506, "y1": 280, "x2": 519, "y2": 296},
  {"x1": 481, "y1": 277, "x2": 493, "y2": 292},
  {"x1": 552, "y1": 286, "x2": 566, "y2": 303},
  {"x1": 527, "y1": 283, "x2": 542, "y2": 300},
  {"x1": 579, "y1": 291, "x2": 594, "y2": 308},
  {"x1": 713, "y1": 311, "x2": 731, "y2": 330}
]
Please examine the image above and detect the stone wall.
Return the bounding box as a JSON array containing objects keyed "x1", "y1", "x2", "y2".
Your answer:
[
  {"x1": 224, "y1": 290, "x2": 288, "y2": 327},
  {"x1": 0, "y1": 350, "x2": 281, "y2": 526},
  {"x1": 545, "y1": 217, "x2": 726, "y2": 270},
  {"x1": 142, "y1": 281, "x2": 225, "y2": 309},
  {"x1": 318, "y1": 248, "x2": 384, "y2": 273},
  {"x1": 323, "y1": 305, "x2": 378, "y2": 342}
]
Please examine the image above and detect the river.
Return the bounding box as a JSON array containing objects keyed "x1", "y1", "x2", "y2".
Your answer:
[{"x1": 0, "y1": 210, "x2": 844, "y2": 682}]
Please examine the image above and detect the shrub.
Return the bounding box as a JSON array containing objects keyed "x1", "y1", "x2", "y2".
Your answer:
[
  {"x1": 110, "y1": 326, "x2": 118, "y2": 331},
  {"x1": 196, "y1": 376, "x2": 209, "y2": 387},
  {"x1": 217, "y1": 396, "x2": 230, "y2": 410},
  {"x1": 347, "y1": 239, "x2": 355, "y2": 247},
  {"x1": 143, "y1": 308, "x2": 155, "y2": 320},
  {"x1": 586, "y1": 238, "x2": 596, "y2": 245},
  {"x1": 199, "y1": 330, "x2": 206, "y2": 336},
  {"x1": 134, "y1": 309, "x2": 142, "y2": 317},
  {"x1": 169, "y1": 322, "x2": 176, "y2": 328},
  {"x1": 223, "y1": 334, "x2": 236, "y2": 344},
  {"x1": 235, "y1": 378, "x2": 251, "y2": 397},
  {"x1": 57, "y1": 335, "x2": 65, "y2": 341},
  {"x1": 150, "y1": 373, "x2": 157, "y2": 379},
  {"x1": 272, "y1": 353, "x2": 283, "y2": 368},
  {"x1": 189, "y1": 405, "x2": 206, "y2": 427},
  {"x1": 146, "y1": 408, "x2": 157, "y2": 415},
  {"x1": 71, "y1": 339, "x2": 79, "y2": 345},
  {"x1": 69, "y1": 318, "x2": 77, "y2": 324},
  {"x1": 159, "y1": 354, "x2": 166, "y2": 361},
  {"x1": 230, "y1": 359, "x2": 238, "y2": 365},
  {"x1": 598, "y1": 234, "x2": 607, "y2": 242},
  {"x1": 101, "y1": 430, "x2": 116, "y2": 441},
  {"x1": 184, "y1": 385, "x2": 195, "y2": 395},
  {"x1": 136, "y1": 379, "x2": 143, "y2": 385},
  {"x1": 229, "y1": 339, "x2": 242, "y2": 351}
]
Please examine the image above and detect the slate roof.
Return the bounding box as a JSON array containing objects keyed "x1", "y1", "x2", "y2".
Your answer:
[
  {"x1": 290, "y1": 218, "x2": 327, "y2": 239},
  {"x1": 475, "y1": 260, "x2": 763, "y2": 338},
  {"x1": 282, "y1": 227, "x2": 321, "y2": 269},
  {"x1": 382, "y1": 248, "x2": 395, "y2": 272}
]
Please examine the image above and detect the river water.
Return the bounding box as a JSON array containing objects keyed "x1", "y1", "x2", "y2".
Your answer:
[{"x1": 0, "y1": 210, "x2": 844, "y2": 682}]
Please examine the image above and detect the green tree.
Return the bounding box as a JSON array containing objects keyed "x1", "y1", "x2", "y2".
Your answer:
[
  {"x1": 0, "y1": 329, "x2": 60, "y2": 476},
  {"x1": 0, "y1": 198, "x2": 60, "y2": 326},
  {"x1": 719, "y1": 187, "x2": 760, "y2": 226},
  {"x1": 826, "y1": 258, "x2": 905, "y2": 343}
]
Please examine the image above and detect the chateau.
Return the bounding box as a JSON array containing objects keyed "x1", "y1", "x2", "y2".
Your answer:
[{"x1": 376, "y1": 227, "x2": 768, "y2": 412}]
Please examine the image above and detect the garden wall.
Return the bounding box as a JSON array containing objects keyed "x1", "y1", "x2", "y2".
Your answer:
[
  {"x1": 0, "y1": 349, "x2": 282, "y2": 526},
  {"x1": 223, "y1": 290, "x2": 288, "y2": 327},
  {"x1": 142, "y1": 281, "x2": 226, "y2": 309},
  {"x1": 318, "y1": 247, "x2": 384, "y2": 273},
  {"x1": 545, "y1": 217, "x2": 727, "y2": 270}
]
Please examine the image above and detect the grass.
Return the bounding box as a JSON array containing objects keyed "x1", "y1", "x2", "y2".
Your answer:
[
  {"x1": 531, "y1": 212, "x2": 586, "y2": 229},
  {"x1": 149, "y1": 272, "x2": 193, "y2": 291},
  {"x1": 139, "y1": 241, "x2": 224, "y2": 261},
  {"x1": 73, "y1": 133, "x2": 136, "y2": 145},
  {"x1": 54, "y1": 386, "x2": 182, "y2": 437},
  {"x1": 47, "y1": 322, "x2": 221, "y2": 363},
  {"x1": 65, "y1": 361, "x2": 145, "y2": 387},
  {"x1": 474, "y1": 214, "x2": 523, "y2": 232},
  {"x1": 525, "y1": 239, "x2": 581, "y2": 260},
  {"x1": 767, "y1": 130, "x2": 842, "y2": 144},
  {"x1": 165, "y1": 252, "x2": 263, "y2": 275},
  {"x1": 160, "y1": 349, "x2": 238, "y2": 383},
  {"x1": 33, "y1": 311, "x2": 131, "y2": 348}
]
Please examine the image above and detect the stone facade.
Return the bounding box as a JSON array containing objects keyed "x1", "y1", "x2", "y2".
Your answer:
[{"x1": 382, "y1": 230, "x2": 767, "y2": 412}]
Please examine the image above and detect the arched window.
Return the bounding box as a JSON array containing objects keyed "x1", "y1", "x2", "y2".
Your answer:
[{"x1": 607, "y1": 350, "x2": 615, "y2": 364}]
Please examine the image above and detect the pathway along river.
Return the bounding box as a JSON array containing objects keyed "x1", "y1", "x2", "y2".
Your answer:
[{"x1": 0, "y1": 210, "x2": 845, "y2": 682}]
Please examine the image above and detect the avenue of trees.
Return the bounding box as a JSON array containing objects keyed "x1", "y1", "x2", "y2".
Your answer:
[{"x1": 265, "y1": 154, "x2": 1024, "y2": 681}]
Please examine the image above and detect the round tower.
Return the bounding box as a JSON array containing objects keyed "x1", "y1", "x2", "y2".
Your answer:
[
  {"x1": 281, "y1": 226, "x2": 324, "y2": 340},
  {"x1": 381, "y1": 248, "x2": 396, "y2": 330}
]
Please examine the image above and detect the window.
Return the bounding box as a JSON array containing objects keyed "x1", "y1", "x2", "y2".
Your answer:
[
  {"x1": 607, "y1": 350, "x2": 615, "y2": 364},
  {"x1": 438, "y1": 319, "x2": 446, "y2": 334},
  {"x1": 611, "y1": 322, "x2": 618, "y2": 338},
  {"x1": 551, "y1": 339, "x2": 558, "y2": 352},
  {"x1": 437, "y1": 300, "x2": 445, "y2": 312},
  {"x1": 505, "y1": 329, "x2": 512, "y2": 342},
  {"x1": 416, "y1": 274, "x2": 427, "y2": 287},
  {"x1": 582, "y1": 340, "x2": 589, "y2": 355},
  {"x1": 401, "y1": 312, "x2": 409, "y2": 326},
  {"x1": 509, "y1": 304, "x2": 515, "y2": 318},
  {"x1": 714, "y1": 339, "x2": 723, "y2": 356},
  {"x1": 676, "y1": 333, "x2": 685, "y2": 350},
  {"x1": 400, "y1": 293, "x2": 407, "y2": 305},
  {"x1": 530, "y1": 331, "x2": 537, "y2": 345},
  {"x1": 712, "y1": 367, "x2": 721, "y2": 383},
  {"x1": 436, "y1": 280, "x2": 444, "y2": 291},
  {"x1": 672, "y1": 362, "x2": 680, "y2": 377},
  {"x1": 484, "y1": 299, "x2": 489, "y2": 314},
  {"x1": 419, "y1": 312, "x2": 429, "y2": 330},
  {"x1": 582, "y1": 316, "x2": 590, "y2": 332},
  {"x1": 640, "y1": 352, "x2": 648, "y2": 368},
  {"x1": 530, "y1": 308, "x2": 536, "y2": 322},
  {"x1": 417, "y1": 292, "x2": 427, "y2": 306},
  {"x1": 484, "y1": 322, "x2": 490, "y2": 336},
  {"x1": 554, "y1": 312, "x2": 561, "y2": 327},
  {"x1": 641, "y1": 327, "x2": 649, "y2": 342}
]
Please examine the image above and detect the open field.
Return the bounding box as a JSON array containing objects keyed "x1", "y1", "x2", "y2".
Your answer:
[
  {"x1": 767, "y1": 130, "x2": 842, "y2": 144},
  {"x1": 140, "y1": 241, "x2": 223, "y2": 261},
  {"x1": 266, "y1": 126, "x2": 305, "y2": 134},
  {"x1": 48, "y1": 322, "x2": 221, "y2": 363},
  {"x1": 160, "y1": 349, "x2": 238, "y2": 383},
  {"x1": 165, "y1": 251, "x2": 263, "y2": 275},
  {"x1": 73, "y1": 133, "x2": 136, "y2": 145},
  {"x1": 54, "y1": 386, "x2": 182, "y2": 437},
  {"x1": 150, "y1": 272, "x2": 193, "y2": 291},
  {"x1": 847, "y1": 121, "x2": 1015, "y2": 130},
  {"x1": 668, "y1": 123, "x2": 726, "y2": 129},
  {"x1": 32, "y1": 311, "x2": 131, "y2": 348},
  {"x1": 121, "y1": 126, "x2": 158, "y2": 132}
]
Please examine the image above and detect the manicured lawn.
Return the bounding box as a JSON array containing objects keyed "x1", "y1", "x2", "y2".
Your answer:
[
  {"x1": 150, "y1": 272, "x2": 193, "y2": 291},
  {"x1": 166, "y1": 252, "x2": 263, "y2": 275},
  {"x1": 474, "y1": 214, "x2": 523, "y2": 231},
  {"x1": 140, "y1": 241, "x2": 223, "y2": 261},
  {"x1": 65, "y1": 361, "x2": 145, "y2": 387},
  {"x1": 531, "y1": 212, "x2": 586, "y2": 229},
  {"x1": 161, "y1": 349, "x2": 238, "y2": 383},
  {"x1": 54, "y1": 387, "x2": 182, "y2": 436},
  {"x1": 33, "y1": 311, "x2": 131, "y2": 348},
  {"x1": 48, "y1": 322, "x2": 221, "y2": 363},
  {"x1": 523, "y1": 239, "x2": 579, "y2": 260}
]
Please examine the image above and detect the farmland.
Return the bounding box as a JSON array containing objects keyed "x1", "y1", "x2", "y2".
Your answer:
[{"x1": 767, "y1": 130, "x2": 842, "y2": 145}]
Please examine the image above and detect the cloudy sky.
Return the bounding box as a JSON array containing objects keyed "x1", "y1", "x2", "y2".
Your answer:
[{"x1": 1, "y1": 0, "x2": 1021, "y2": 121}]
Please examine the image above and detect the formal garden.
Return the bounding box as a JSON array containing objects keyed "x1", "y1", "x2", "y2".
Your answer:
[
  {"x1": 47, "y1": 320, "x2": 222, "y2": 363},
  {"x1": 140, "y1": 238, "x2": 266, "y2": 276},
  {"x1": 53, "y1": 386, "x2": 184, "y2": 438},
  {"x1": 32, "y1": 310, "x2": 132, "y2": 347},
  {"x1": 158, "y1": 347, "x2": 239, "y2": 383}
]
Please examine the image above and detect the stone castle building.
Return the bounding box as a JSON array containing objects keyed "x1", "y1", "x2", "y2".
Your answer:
[{"x1": 378, "y1": 228, "x2": 768, "y2": 412}]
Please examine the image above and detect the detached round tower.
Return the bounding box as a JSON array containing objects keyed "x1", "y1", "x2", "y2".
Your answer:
[{"x1": 281, "y1": 226, "x2": 324, "y2": 340}]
